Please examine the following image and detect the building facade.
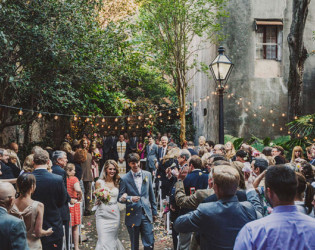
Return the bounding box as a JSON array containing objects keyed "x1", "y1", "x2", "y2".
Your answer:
[{"x1": 187, "y1": 0, "x2": 315, "y2": 142}]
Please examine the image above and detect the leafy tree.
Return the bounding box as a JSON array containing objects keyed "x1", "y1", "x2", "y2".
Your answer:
[{"x1": 135, "y1": 0, "x2": 227, "y2": 144}]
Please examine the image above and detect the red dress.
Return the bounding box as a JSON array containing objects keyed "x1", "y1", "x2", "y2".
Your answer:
[{"x1": 67, "y1": 176, "x2": 81, "y2": 226}]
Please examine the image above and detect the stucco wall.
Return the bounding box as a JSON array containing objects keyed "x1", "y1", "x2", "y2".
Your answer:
[{"x1": 187, "y1": 0, "x2": 315, "y2": 142}]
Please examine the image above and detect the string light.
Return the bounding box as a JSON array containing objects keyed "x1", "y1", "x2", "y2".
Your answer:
[
  {"x1": 168, "y1": 110, "x2": 171, "y2": 114},
  {"x1": 237, "y1": 102, "x2": 240, "y2": 105},
  {"x1": 86, "y1": 118, "x2": 90, "y2": 122},
  {"x1": 253, "y1": 114, "x2": 257, "y2": 117},
  {"x1": 294, "y1": 116, "x2": 298, "y2": 120},
  {"x1": 149, "y1": 114, "x2": 152, "y2": 118},
  {"x1": 128, "y1": 126, "x2": 131, "y2": 130},
  {"x1": 245, "y1": 108, "x2": 249, "y2": 112},
  {"x1": 136, "y1": 125, "x2": 139, "y2": 129},
  {"x1": 247, "y1": 102, "x2": 251, "y2": 105},
  {"x1": 18, "y1": 109, "x2": 23, "y2": 116},
  {"x1": 159, "y1": 112, "x2": 162, "y2": 116},
  {"x1": 168, "y1": 116, "x2": 171, "y2": 120},
  {"x1": 270, "y1": 109, "x2": 273, "y2": 114},
  {"x1": 127, "y1": 117, "x2": 130, "y2": 121},
  {"x1": 282, "y1": 113, "x2": 286, "y2": 117},
  {"x1": 262, "y1": 118, "x2": 265, "y2": 122},
  {"x1": 239, "y1": 97, "x2": 243, "y2": 101},
  {"x1": 305, "y1": 136, "x2": 308, "y2": 140},
  {"x1": 115, "y1": 126, "x2": 117, "y2": 130},
  {"x1": 102, "y1": 118, "x2": 105, "y2": 123},
  {"x1": 280, "y1": 127, "x2": 283, "y2": 131},
  {"x1": 193, "y1": 103, "x2": 197, "y2": 107},
  {"x1": 207, "y1": 96, "x2": 210, "y2": 99},
  {"x1": 160, "y1": 119, "x2": 163, "y2": 123},
  {"x1": 272, "y1": 123, "x2": 275, "y2": 127},
  {"x1": 288, "y1": 131, "x2": 291, "y2": 134},
  {"x1": 259, "y1": 105, "x2": 262, "y2": 110},
  {"x1": 138, "y1": 116, "x2": 141, "y2": 120},
  {"x1": 115, "y1": 118, "x2": 118, "y2": 122},
  {"x1": 310, "y1": 119, "x2": 313, "y2": 122},
  {"x1": 54, "y1": 115, "x2": 59, "y2": 120},
  {"x1": 101, "y1": 125, "x2": 104, "y2": 128},
  {"x1": 74, "y1": 116, "x2": 77, "y2": 121},
  {"x1": 38, "y1": 113, "x2": 42, "y2": 119},
  {"x1": 108, "y1": 125, "x2": 111, "y2": 129},
  {"x1": 122, "y1": 126, "x2": 124, "y2": 130}
]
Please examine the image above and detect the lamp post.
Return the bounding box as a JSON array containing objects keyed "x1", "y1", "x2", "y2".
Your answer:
[{"x1": 209, "y1": 46, "x2": 234, "y2": 144}]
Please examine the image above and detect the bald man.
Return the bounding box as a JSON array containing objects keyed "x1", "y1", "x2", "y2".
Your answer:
[{"x1": 0, "y1": 182, "x2": 28, "y2": 250}]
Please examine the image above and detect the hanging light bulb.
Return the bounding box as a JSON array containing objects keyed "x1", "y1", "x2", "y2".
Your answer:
[
  {"x1": 115, "y1": 126, "x2": 117, "y2": 130},
  {"x1": 245, "y1": 108, "x2": 249, "y2": 112},
  {"x1": 127, "y1": 117, "x2": 131, "y2": 121},
  {"x1": 272, "y1": 123, "x2": 275, "y2": 127},
  {"x1": 262, "y1": 118, "x2": 265, "y2": 122},
  {"x1": 101, "y1": 125, "x2": 104, "y2": 128},
  {"x1": 54, "y1": 115, "x2": 59, "y2": 120},
  {"x1": 122, "y1": 126, "x2": 125, "y2": 130},
  {"x1": 159, "y1": 112, "x2": 162, "y2": 116},
  {"x1": 136, "y1": 125, "x2": 139, "y2": 129},
  {"x1": 288, "y1": 131, "x2": 291, "y2": 134},
  {"x1": 160, "y1": 119, "x2": 163, "y2": 123},
  {"x1": 86, "y1": 118, "x2": 90, "y2": 122},
  {"x1": 237, "y1": 102, "x2": 240, "y2": 105},
  {"x1": 138, "y1": 116, "x2": 141, "y2": 120},
  {"x1": 294, "y1": 116, "x2": 298, "y2": 120},
  {"x1": 259, "y1": 105, "x2": 262, "y2": 110},
  {"x1": 149, "y1": 114, "x2": 152, "y2": 118},
  {"x1": 128, "y1": 126, "x2": 131, "y2": 130},
  {"x1": 108, "y1": 125, "x2": 111, "y2": 129},
  {"x1": 280, "y1": 127, "x2": 283, "y2": 131},
  {"x1": 177, "y1": 108, "x2": 180, "y2": 112},
  {"x1": 305, "y1": 136, "x2": 308, "y2": 140},
  {"x1": 239, "y1": 97, "x2": 243, "y2": 101},
  {"x1": 253, "y1": 114, "x2": 257, "y2": 117},
  {"x1": 310, "y1": 119, "x2": 314, "y2": 123},
  {"x1": 282, "y1": 113, "x2": 286, "y2": 117},
  {"x1": 248, "y1": 102, "x2": 251, "y2": 105},
  {"x1": 74, "y1": 116, "x2": 77, "y2": 121},
  {"x1": 177, "y1": 112, "x2": 179, "y2": 116},
  {"x1": 115, "y1": 118, "x2": 118, "y2": 122},
  {"x1": 18, "y1": 109, "x2": 23, "y2": 116},
  {"x1": 38, "y1": 113, "x2": 42, "y2": 119},
  {"x1": 270, "y1": 109, "x2": 273, "y2": 114},
  {"x1": 207, "y1": 96, "x2": 210, "y2": 99},
  {"x1": 102, "y1": 118, "x2": 105, "y2": 123},
  {"x1": 168, "y1": 116, "x2": 171, "y2": 120},
  {"x1": 96, "y1": 123, "x2": 99, "y2": 126},
  {"x1": 193, "y1": 103, "x2": 197, "y2": 107}
]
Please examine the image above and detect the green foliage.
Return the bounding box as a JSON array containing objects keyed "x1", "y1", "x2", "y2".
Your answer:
[{"x1": 287, "y1": 114, "x2": 315, "y2": 139}]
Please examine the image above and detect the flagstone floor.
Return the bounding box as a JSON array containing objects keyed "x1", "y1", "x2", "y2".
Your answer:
[{"x1": 81, "y1": 207, "x2": 173, "y2": 250}]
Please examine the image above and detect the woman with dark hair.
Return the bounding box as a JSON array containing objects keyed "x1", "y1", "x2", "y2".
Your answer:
[
  {"x1": 301, "y1": 162, "x2": 315, "y2": 188},
  {"x1": 94, "y1": 160, "x2": 124, "y2": 249},
  {"x1": 10, "y1": 173, "x2": 53, "y2": 249},
  {"x1": 295, "y1": 172, "x2": 314, "y2": 216}
]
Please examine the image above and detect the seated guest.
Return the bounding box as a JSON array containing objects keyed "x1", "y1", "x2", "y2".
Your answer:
[
  {"x1": 10, "y1": 174, "x2": 53, "y2": 249},
  {"x1": 0, "y1": 182, "x2": 28, "y2": 250},
  {"x1": 234, "y1": 165, "x2": 315, "y2": 249},
  {"x1": 32, "y1": 149, "x2": 67, "y2": 250},
  {"x1": 174, "y1": 165, "x2": 262, "y2": 250}
]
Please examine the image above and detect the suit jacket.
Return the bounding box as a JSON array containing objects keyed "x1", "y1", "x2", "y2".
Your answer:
[
  {"x1": 175, "y1": 180, "x2": 214, "y2": 210},
  {"x1": 102, "y1": 136, "x2": 117, "y2": 160},
  {"x1": 188, "y1": 148, "x2": 198, "y2": 156},
  {"x1": 0, "y1": 207, "x2": 29, "y2": 250},
  {"x1": 81, "y1": 152, "x2": 93, "y2": 182},
  {"x1": 32, "y1": 169, "x2": 67, "y2": 243},
  {"x1": 0, "y1": 161, "x2": 14, "y2": 179},
  {"x1": 129, "y1": 137, "x2": 138, "y2": 151},
  {"x1": 145, "y1": 144, "x2": 159, "y2": 169},
  {"x1": 174, "y1": 191, "x2": 263, "y2": 250},
  {"x1": 203, "y1": 189, "x2": 247, "y2": 203},
  {"x1": 52, "y1": 165, "x2": 70, "y2": 221},
  {"x1": 118, "y1": 170, "x2": 157, "y2": 226},
  {"x1": 158, "y1": 146, "x2": 168, "y2": 164},
  {"x1": 183, "y1": 169, "x2": 209, "y2": 196}
]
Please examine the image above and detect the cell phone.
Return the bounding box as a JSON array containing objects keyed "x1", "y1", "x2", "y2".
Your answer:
[{"x1": 190, "y1": 187, "x2": 196, "y2": 195}]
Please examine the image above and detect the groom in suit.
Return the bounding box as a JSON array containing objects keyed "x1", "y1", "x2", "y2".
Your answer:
[{"x1": 118, "y1": 153, "x2": 157, "y2": 250}]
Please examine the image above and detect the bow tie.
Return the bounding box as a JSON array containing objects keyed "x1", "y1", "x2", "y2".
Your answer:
[{"x1": 134, "y1": 172, "x2": 142, "y2": 178}]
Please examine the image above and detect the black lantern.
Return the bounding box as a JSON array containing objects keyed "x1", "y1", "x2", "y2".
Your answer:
[{"x1": 209, "y1": 46, "x2": 233, "y2": 144}]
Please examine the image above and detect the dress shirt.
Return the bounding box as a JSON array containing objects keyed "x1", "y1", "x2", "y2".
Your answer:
[
  {"x1": 234, "y1": 205, "x2": 315, "y2": 250},
  {"x1": 131, "y1": 170, "x2": 142, "y2": 194},
  {"x1": 0, "y1": 206, "x2": 7, "y2": 212}
]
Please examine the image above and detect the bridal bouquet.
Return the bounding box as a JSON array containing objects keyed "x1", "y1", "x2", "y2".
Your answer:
[{"x1": 94, "y1": 188, "x2": 111, "y2": 204}]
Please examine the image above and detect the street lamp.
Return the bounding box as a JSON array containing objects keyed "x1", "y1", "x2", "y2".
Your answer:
[{"x1": 209, "y1": 46, "x2": 234, "y2": 144}]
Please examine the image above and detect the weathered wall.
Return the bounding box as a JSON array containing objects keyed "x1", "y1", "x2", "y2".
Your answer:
[{"x1": 187, "y1": 0, "x2": 315, "y2": 142}]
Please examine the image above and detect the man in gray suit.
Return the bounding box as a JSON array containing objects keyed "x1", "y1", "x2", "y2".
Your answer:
[
  {"x1": 118, "y1": 153, "x2": 157, "y2": 250},
  {"x1": 174, "y1": 165, "x2": 262, "y2": 250},
  {"x1": 145, "y1": 136, "x2": 159, "y2": 175},
  {"x1": 0, "y1": 182, "x2": 28, "y2": 250}
]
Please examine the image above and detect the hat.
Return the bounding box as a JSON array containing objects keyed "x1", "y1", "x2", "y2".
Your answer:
[{"x1": 254, "y1": 158, "x2": 268, "y2": 168}]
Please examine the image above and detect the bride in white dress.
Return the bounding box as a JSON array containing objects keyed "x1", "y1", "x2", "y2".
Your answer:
[{"x1": 94, "y1": 160, "x2": 125, "y2": 250}]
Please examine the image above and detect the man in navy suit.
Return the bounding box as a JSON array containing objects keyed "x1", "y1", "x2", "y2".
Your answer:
[
  {"x1": 174, "y1": 165, "x2": 262, "y2": 250},
  {"x1": 0, "y1": 182, "x2": 28, "y2": 250},
  {"x1": 118, "y1": 153, "x2": 157, "y2": 250},
  {"x1": 52, "y1": 150, "x2": 72, "y2": 250},
  {"x1": 32, "y1": 149, "x2": 67, "y2": 250}
]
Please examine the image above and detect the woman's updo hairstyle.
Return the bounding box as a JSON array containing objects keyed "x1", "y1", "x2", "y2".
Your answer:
[{"x1": 16, "y1": 173, "x2": 36, "y2": 198}]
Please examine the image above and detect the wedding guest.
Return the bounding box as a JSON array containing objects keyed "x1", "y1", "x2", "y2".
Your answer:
[
  {"x1": 90, "y1": 140, "x2": 100, "y2": 179},
  {"x1": 10, "y1": 174, "x2": 53, "y2": 249},
  {"x1": 60, "y1": 142, "x2": 74, "y2": 163},
  {"x1": 65, "y1": 164, "x2": 82, "y2": 250},
  {"x1": 291, "y1": 146, "x2": 304, "y2": 163},
  {"x1": 213, "y1": 144, "x2": 226, "y2": 156},
  {"x1": 6, "y1": 149, "x2": 21, "y2": 178},
  {"x1": 295, "y1": 172, "x2": 314, "y2": 216},
  {"x1": 196, "y1": 136, "x2": 206, "y2": 153},
  {"x1": 32, "y1": 149, "x2": 67, "y2": 250},
  {"x1": 73, "y1": 149, "x2": 86, "y2": 181},
  {"x1": 130, "y1": 131, "x2": 139, "y2": 153},
  {"x1": 301, "y1": 162, "x2": 315, "y2": 188},
  {"x1": 137, "y1": 136, "x2": 145, "y2": 159},
  {"x1": 0, "y1": 182, "x2": 28, "y2": 250},
  {"x1": 8, "y1": 142, "x2": 21, "y2": 169},
  {"x1": 22, "y1": 154, "x2": 34, "y2": 173},
  {"x1": 145, "y1": 136, "x2": 159, "y2": 175},
  {"x1": 80, "y1": 138, "x2": 93, "y2": 215},
  {"x1": 225, "y1": 141, "x2": 236, "y2": 160},
  {"x1": 234, "y1": 165, "x2": 315, "y2": 249},
  {"x1": 174, "y1": 165, "x2": 262, "y2": 250},
  {"x1": 52, "y1": 150, "x2": 71, "y2": 250},
  {"x1": 187, "y1": 141, "x2": 198, "y2": 156},
  {"x1": 272, "y1": 146, "x2": 286, "y2": 164}
]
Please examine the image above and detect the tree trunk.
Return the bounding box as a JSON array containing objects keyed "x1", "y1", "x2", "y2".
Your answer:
[
  {"x1": 179, "y1": 85, "x2": 186, "y2": 145},
  {"x1": 287, "y1": 0, "x2": 310, "y2": 120}
]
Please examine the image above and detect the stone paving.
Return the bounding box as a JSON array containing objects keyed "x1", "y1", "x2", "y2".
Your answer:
[{"x1": 81, "y1": 207, "x2": 173, "y2": 250}]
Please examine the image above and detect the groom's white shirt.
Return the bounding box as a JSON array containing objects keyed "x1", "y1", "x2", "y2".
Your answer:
[{"x1": 131, "y1": 170, "x2": 142, "y2": 194}]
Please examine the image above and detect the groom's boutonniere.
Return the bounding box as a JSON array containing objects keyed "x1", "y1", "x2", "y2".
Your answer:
[{"x1": 143, "y1": 175, "x2": 149, "y2": 183}]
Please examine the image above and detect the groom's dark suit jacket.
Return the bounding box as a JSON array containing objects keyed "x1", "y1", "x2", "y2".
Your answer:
[{"x1": 32, "y1": 169, "x2": 67, "y2": 243}]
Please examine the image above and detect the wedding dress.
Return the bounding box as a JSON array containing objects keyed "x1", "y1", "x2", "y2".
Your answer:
[{"x1": 95, "y1": 179, "x2": 125, "y2": 250}]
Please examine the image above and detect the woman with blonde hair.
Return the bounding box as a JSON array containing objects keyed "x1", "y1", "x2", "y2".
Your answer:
[
  {"x1": 23, "y1": 154, "x2": 34, "y2": 173},
  {"x1": 94, "y1": 160, "x2": 124, "y2": 249},
  {"x1": 6, "y1": 149, "x2": 20, "y2": 177},
  {"x1": 291, "y1": 146, "x2": 304, "y2": 163},
  {"x1": 225, "y1": 141, "x2": 236, "y2": 160}
]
